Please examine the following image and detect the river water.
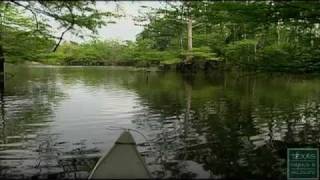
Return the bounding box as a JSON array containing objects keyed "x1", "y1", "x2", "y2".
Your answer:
[{"x1": 0, "y1": 65, "x2": 320, "y2": 179}]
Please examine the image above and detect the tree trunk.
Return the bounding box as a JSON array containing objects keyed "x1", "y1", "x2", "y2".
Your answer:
[
  {"x1": 187, "y1": 16, "x2": 192, "y2": 51},
  {"x1": 277, "y1": 23, "x2": 280, "y2": 45},
  {"x1": 254, "y1": 41, "x2": 257, "y2": 61},
  {"x1": 186, "y1": 16, "x2": 192, "y2": 63}
]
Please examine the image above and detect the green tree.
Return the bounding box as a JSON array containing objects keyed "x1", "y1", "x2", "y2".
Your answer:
[
  {"x1": 135, "y1": 1, "x2": 320, "y2": 72},
  {"x1": 0, "y1": 1, "x2": 116, "y2": 79}
]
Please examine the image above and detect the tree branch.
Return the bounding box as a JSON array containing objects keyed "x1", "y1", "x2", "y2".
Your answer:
[
  {"x1": 9, "y1": 2, "x2": 36, "y2": 27},
  {"x1": 51, "y1": 24, "x2": 73, "y2": 52},
  {"x1": 9, "y1": 1, "x2": 73, "y2": 25},
  {"x1": 52, "y1": 5, "x2": 75, "y2": 52},
  {"x1": 193, "y1": 22, "x2": 203, "y2": 28}
]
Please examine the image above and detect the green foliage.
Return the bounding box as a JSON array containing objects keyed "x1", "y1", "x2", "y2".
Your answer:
[
  {"x1": 224, "y1": 39, "x2": 258, "y2": 65},
  {"x1": 3, "y1": 1, "x2": 320, "y2": 73},
  {"x1": 7, "y1": 1, "x2": 114, "y2": 37},
  {"x1": 182, "y1": 46, "x2": 219, "y2": 61},
  {"x1": 42, "y1": 40, "x2": 130, "y2": 65},
  {"x1": 41, "y1": 39, "x2": 182, "y2": 67},
  {"x1": 1, "y1": 1, "x2": 115, "y2": 65},
  {"x1": 261, "y1": 43, "x2": 293, "y2": 65},
  {"x1": 4, "y1": 31, "x2": 54, "y2": 63},
  {"x1": 132, "y1": 1, "x2": 320, "y2": 72},
  {"x1": 1, "y1": 4, "x2": 55, "y2": 63}
]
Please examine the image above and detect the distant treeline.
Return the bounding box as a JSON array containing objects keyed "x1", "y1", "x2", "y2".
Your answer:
[
  {"x1": 3, "y1": 1, "x2": 320, "y2": 73},
  {"x1": 39, "y1": 40, "x2": 182, "y2": 67}
]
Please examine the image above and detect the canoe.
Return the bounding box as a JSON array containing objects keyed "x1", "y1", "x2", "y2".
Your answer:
[{"x1": 88, "y1": 130, "x2": 152, "y2": 179}]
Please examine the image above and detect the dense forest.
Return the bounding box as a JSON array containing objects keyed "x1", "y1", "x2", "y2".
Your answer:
[{"x1": 2, "y1": 1, "x2": 320, "y2": 73}]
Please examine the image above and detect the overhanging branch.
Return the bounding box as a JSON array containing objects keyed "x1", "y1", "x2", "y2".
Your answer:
[{"x1": 52, "y1": 5, "x2": 75, "y2": 52}]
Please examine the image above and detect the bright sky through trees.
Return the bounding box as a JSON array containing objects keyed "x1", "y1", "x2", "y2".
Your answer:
[{"x1": 63, "y1": 1, "x2": 164, "y2": 42}]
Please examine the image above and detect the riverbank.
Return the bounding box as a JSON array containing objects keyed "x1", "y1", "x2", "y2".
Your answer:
[
  {"x1": 17, "y1": 61, "x2": 161, "y2": 72},
  {"x1": 30, "y1": 53, "x2": 319, "y2": 75},
  {"x1": 29, "y1": 59, "x2": 320, "y2": 74},
  {"x1": 23, "y1": 37, "x2": 318, "y2": 74},
  {"x1": 28, "y1": 57, "x2": 224, "y2": 73}
]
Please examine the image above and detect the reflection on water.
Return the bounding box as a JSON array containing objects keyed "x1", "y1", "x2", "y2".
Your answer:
[{"x1": 0, "y1": 65, "x2": 320, "y2": 179}]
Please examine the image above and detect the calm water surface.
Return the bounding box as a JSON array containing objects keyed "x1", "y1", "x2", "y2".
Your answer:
[{"x1": 1, "y1": 65, "x2": 320, "y2": 179}]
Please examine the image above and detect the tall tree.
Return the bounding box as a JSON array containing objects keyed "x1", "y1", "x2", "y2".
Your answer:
[
  {"x1": 135, "y1": 1, "x2": 320, "y2": 72},
  {"x1": 135, "y1": 1, "x2": 211, "y2": 63}
]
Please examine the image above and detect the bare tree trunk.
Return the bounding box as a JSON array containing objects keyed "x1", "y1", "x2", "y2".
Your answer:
[
  {"x1": 277, "y1": 23, "x2": 280, "y2": 45},
  {"x1": 254, "y1": 41, "x2": 257, "y2": 61},
  {"x1": 185, "y1": 16, "x2": 192, "y2": 63},
  {"x1": 310, "y1": 28, "x2": 314, "y2": 47},
  {"x1": 188, "y1": 17, "x2": 192, "y2": 51}
]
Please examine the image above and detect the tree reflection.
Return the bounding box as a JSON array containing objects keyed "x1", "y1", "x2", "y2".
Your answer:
[
  {"x1": 0, "y1": 65, "x2": 67, "y2": 178},
  {"x1": 2, "y1": 66, "x2": 320, "y2": 179},
  {"x1": 129, "y1": 71, "x2": 320, "y2": 179}
]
